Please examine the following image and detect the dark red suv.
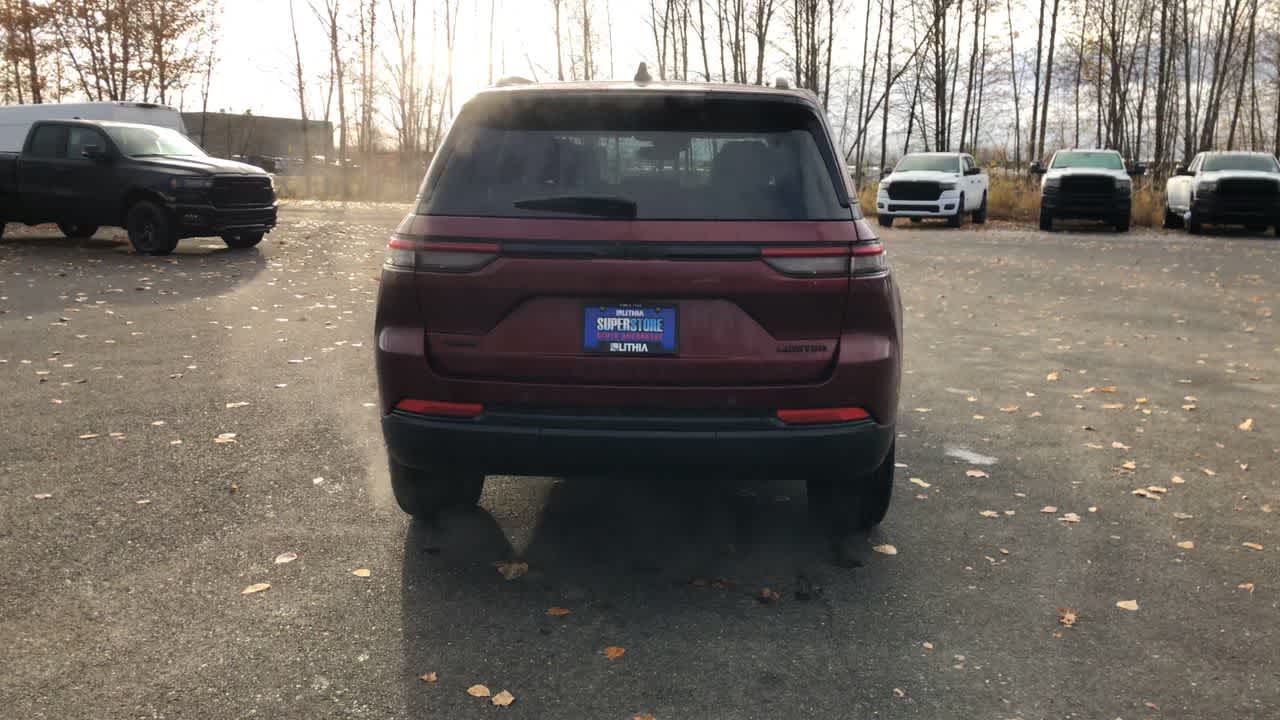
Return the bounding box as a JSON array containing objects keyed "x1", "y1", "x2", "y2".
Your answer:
[{"x1": 376, "y1": 79, "x2": 902, "y2": 535}]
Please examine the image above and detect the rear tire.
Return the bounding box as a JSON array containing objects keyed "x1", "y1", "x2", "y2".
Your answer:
[
  {"x1": 1114, "y1": 215, "x2": 1130, "y2": 233},
  {"x1": 1039, "y1": 208, "x2": 1053, "y2": 232},
  {"x1": 1163, "y1": 207, "x2": 1184, "y2": 229},
  {"x1": 973, "y1": 192, "x2": 988, "y2": 224},
  {"x1": 126, "y1": 201, "x2": 179, "y2": 255},
  {"x1": 222, "y1": 231, "x2": 265, "y2": 249},
  {"x1": 878, "y1": 215, "x2": 894, "y2": 228},
  {"x1": 947, "y1": 194, "x2": 965, "y2": 228},
  {"x1": 58, "y1": 223, "x2": 99, "y2": 238},
  {"x1": 1246, "y1": 224, "x2": 1267, "y2": 233},
  {"x1": 388, "y1": 456, "x2": 484, "y2": 518},
  {"x1": 807, "y1": 441, "x2": 894, "y2": 538}
]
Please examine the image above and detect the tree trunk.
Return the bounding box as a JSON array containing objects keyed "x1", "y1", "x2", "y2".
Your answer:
[
  {"x1": 1035, "y1": 0, "x2": 1060, "y2": 160},
  {"x1": 1027, "y1": 0, "x2": 1046, "y2": 160},
  {"x1": 879, "y1": 0, "x2": 896, "y2": 172},
  {"x1": 554, "y1": 0, "x2": 564, "y2": 80},
  {"x1": 1004, "y1": 0, "x2": 1021, "y2": 166}
]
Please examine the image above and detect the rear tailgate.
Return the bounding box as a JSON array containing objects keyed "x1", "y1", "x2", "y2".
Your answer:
[{"x1": 397, "y1": 215, "x2": 856, "y2": 385}]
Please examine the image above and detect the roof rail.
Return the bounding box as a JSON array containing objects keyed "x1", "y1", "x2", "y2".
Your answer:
[{"x1": 494, "y1": 76, "x2": 533, "y2": 87}]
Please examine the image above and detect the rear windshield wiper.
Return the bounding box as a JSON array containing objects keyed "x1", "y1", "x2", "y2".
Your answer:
[{"x1": 513, "y1": 195, "x2": 638, "y2": 219}]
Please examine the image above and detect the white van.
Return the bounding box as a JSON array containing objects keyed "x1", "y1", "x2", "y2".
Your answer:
[{"x1": 0, "y1": 102, "x2": 186, "y2": 153}]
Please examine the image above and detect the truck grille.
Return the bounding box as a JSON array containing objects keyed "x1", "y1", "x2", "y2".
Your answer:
[
  {"x1": 886, "y1": 181, "x2": 941, "y2": 201},
  {"x1": 1060, "y1": 175, "x2": 1115, "y2": 195},
  {"x1": 1217, "y1": 178, "x2": 1279, "y2": 199},
  {"x1": 210, "y1": 177, "x2": 275, "y2": 208}
]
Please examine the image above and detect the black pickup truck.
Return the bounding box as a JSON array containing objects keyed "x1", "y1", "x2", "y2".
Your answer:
[{"x1": 0, "y1": 119, "x2": 277, "y2": 255}]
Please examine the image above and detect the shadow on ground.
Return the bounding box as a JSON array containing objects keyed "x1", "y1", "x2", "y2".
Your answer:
[{"x1": 399, "y1": 473, "x2": 889, "y2": 718}]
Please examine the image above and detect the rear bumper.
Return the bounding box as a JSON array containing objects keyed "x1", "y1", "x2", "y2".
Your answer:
[
  {"x1": 382, "y1": 408, "x2": 896, "y2": 476},
  {"x1": 172, "y1": 202, "x2": 278, "y2": 237}
]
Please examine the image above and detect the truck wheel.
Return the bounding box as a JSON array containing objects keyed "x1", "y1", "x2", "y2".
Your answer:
[
  {"x1": 222, "y1": 231, "x2": 265, "y2": 249},
  {"x1": 1188, "y1": 209, "x2": 1204, "y2": 235},
  {"x1": 1114, "y1": 215, "x2": 1131, "y2": 233},
  {"x1": 1163, "y1": 207, "x2": 1184, "y2": 229},
  {"x1": 58, "y1": 223, "x2": 99, "y2": 239},
  {"x1": 973, "y1": 192, "x2": 988, "y2": 224},
  {"x1": 126, "y1": 201, "x2": 179, "y2": 255},
  {"x1": 878, "y1": 215, "x2": 894, "y2": 228},
  {"x1": 947, "y1": 194, "x2": 965, "y2": 227},
  {"x1": 388, "y1": 456, "x2": 484, "y2": 518},
  {"x1": 1246, "y1": 224, "x2": 1267, "y2": 234},
  {"x1": 808, "y1": 441, "x2": 894, "y2": 538},
  {"x1": 1039, "y1": 208, "x2": 1053, "y2": 232}
]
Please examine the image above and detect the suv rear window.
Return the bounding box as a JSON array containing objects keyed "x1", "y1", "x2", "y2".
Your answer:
[{"x1": 418, "y1": 94, "x2": 849, "y2": 220}]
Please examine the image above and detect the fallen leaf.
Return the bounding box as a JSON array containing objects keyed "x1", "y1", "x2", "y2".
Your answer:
[
  {"x1": 979, "y1": 510, "x2": 1000, "y2": 518},
  {"x1": 756, "y1": 587, "x2": 781, "y2": 605},
  {"x1": 33, "y1": 492, "x2": 53, "y2": 500},
  {"x1": 1171, "y1": 475, "x2": 1185, "y2": 484},
  {"x1": 872, "y1": 544, "x2": 898, "y2": 555},
  {"x1": 1177, "y1": 540, "x2": 1195, "y2": 550},
  {"x1": 546, "y1": 606, "x2": 572, "y2": 617},
  {"x1": 1202, "y1": 468, "x2": 1217, "y2": 477},
  {"x1": 1173, "y1": 512, "x2": 1194, "y2": 520},
  {"x1": 1046, "y1": 371, "x2": 1060, "y2": 381},
  {"x1": 633, "y1": 715, "x2": 656, "y2": 720},
  {"x1": 225, "y1": 401, "x2": 251, "y2": 409},
  {"x1": 893, "y1": 688, "x2": 906, "y2": 699},
  {"x1": 352, "y1": 568, "x2": 371, "y2": 578},
  {"x1": 1099, "y1": 386, "x2": 1117, "y2": 393},
  {"x1": 1238, "y1": 418, "x2": 1253, "y2": 431},
  {"x1": 603, "y1": 646, "x2": 626, "y2": 661},
  {"x1": 1242, "y1": 542, "x2": 1264, "y2": 551},
  {"x1": 1132, "y1": 488, "x2": 1160, "y2": 500},
  {"x1": 1060, "y1": 513, "x2": 1082, "y2": 523},
  {"x1": 214, "y1": 432, "x2": 237, "y2": 444},
  {"x1": 493, "y1": 561, "x2": 528, "y2": 580},
  {"x1": 241, "y1": 582, "x2": 270, "y2": 595},
  {"x1": 1040, "y1": 506, "x2": 1058, "y2": 513},
  {"x1": 1057, "y1": 608, "x2": 1078, "y2": 628},
  {"x1": 922, "y1": 641, "x2": 934, "y2": 651},
  {"x1": 1238, "y1": 582, "x2": 1255, "y2": 593},
  {"x1": 1102, "y1": 403, "x2": 1125, "y2": 410},
  {"x1": 1121, "y1": 460, "x2": 1137, "y2": 470},
  {"x1": 914, "y1": 407, "x2": 931, "y2": 413},
  {"x1": 420, "y1": 672, "x2": 438, "y2": 684},
  {"x1": 467, "y1": 684, "x2": 491, "y2": 698},
  {"x1": 491, "y1": 690, "x2": 515, "y2": 707},
  {"x1": 1111, "y1": 441, "x2": 1131, "y2": 450},
  {"x1": 1000, "y1": 405, "x2": 1020, "y2": 413},
  {"x1": 78, "y1": 433, "x2": 99, "y2": 440},
  {"x1": 965, "y1": 469, "x2": 989, "y2": 478},
  {"x1": 909, "y1": 477, "x2": 931, "y2": 488},
  {"x1": 1115, "y1": 599, "x2": 1139, "y2": 611},
  {"x1": 274, "y1": 552, "x2": 298, "y2": 564}
]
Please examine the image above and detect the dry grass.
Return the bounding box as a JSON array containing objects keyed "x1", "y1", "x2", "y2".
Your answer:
[{"x1": 862, "y1": 174, "x2": 1167, "y2": 228}]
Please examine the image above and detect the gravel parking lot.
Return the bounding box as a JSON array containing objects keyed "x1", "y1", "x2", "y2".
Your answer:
[{"x1": 1, "y1": 204, "x2": 1277, "y2": 719}]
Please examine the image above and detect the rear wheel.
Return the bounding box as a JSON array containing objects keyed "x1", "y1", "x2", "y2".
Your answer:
[
  {"x1": 58, "y1": 223, "x2": 99, "y2": 238},
  {"x1": 947, "y1": 194, "x2": 966, "y2": 227},
  {"x1": 878, "y1": 215, "x2": 894, "y2": 228},
  {"x1": 1114, "y1": 215, "x2": 1131, "y2": 233},
  {"x1": 222, "y1": 231, "x2": 265, "y2": 249},
  {"x1": 1039, "y1": 208, "x2": 1053, "y2": 232},
  {"x1": 972, "y1": 192, "x2": 988, "y2": 224},
  {"x1": 388, "y1": 456, "x2": 485, "y2": 518},
  {"x1": 1163, "y1": 207, "x2": 1184, "y2": 229},
  {"x1": 126, "y1": 201, "x2": 179, "y2": 255},
  {"x1": 1246, "y1": 224, "x2": 1267, "y2": 233},
  {"x1": 807, "y1": 441, "x2": 894, "y2": 538}
]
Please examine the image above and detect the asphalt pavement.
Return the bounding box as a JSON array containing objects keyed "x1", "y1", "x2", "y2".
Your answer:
[{"x1": 1, "y1": 206, "x2": 1277, "y2": 719}]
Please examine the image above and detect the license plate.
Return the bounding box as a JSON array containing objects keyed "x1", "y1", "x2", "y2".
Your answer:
[{"x1": 583, "y1": 304, "x2": 678, "y2": 355}]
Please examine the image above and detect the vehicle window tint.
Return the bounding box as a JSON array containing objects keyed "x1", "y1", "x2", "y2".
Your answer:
[
  {"x1": 418, "y1": 95, "x2": 847, "y2": 221},
  {"x1": 963, "y1": 157, "x2": 976, "y2": 172},
  {"x1": 1201, "y1": 154, "x2": 1280, "y2": 172},
  {"x1": 67, "y1": 128, "x2": 107, "y2": 160},
  {"x1": 27, "y1": 125, "x2": 67, "y2": 158}
]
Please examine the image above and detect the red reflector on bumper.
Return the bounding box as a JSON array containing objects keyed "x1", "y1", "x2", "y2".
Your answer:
[
  {"x1": 776, "y1": 407, "x2": 871, "y2": 425},
  {"x1": 395, "y1": 399, "x2": 484, "y2": 418}
]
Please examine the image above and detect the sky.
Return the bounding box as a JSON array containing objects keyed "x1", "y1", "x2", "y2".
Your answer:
[{"x1": 204, "y1": 0, "x2": 660, "y2": 119}]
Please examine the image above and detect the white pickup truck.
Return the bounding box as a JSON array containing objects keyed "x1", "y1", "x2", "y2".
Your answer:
[
  {"x1": 1163, "y1": 151, "x2": 1280, "y2": 236},
  {"x1": 874, "y1": 152, "x2": 988, "y2": 228}
]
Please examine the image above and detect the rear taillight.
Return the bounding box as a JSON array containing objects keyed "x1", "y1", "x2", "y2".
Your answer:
[
  {"x1": 395, "y1": 399, "x2": 484, "y2": 418},
  {"x1": 386, "y1": 235, "x2": 500, "y2": 273},
  {"x1": 776, "y1": 407, "x2": 871, "y2": 425},
  {"x1": 850, "y1": 241, "x2": 887, "y2": 275},
  {"x1": 761, "y1": 246, "x2": 850, "y2": 277}
]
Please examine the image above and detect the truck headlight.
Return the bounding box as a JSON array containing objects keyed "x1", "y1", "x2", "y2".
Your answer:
[
  {"x1": 1197, "y1": 180, "x2": 1217, "y2": 193},
  {"x1": 171, "y1": 176, "x2": 214, "y2": 191},
  {"x1": 939, "y1": 181, "x2": 958, "y2": 191}
]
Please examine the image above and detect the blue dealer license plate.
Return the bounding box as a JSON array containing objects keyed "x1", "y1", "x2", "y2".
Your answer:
[{"x1": 583, "y1": 304, "x2": 678, "y2": 355}]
